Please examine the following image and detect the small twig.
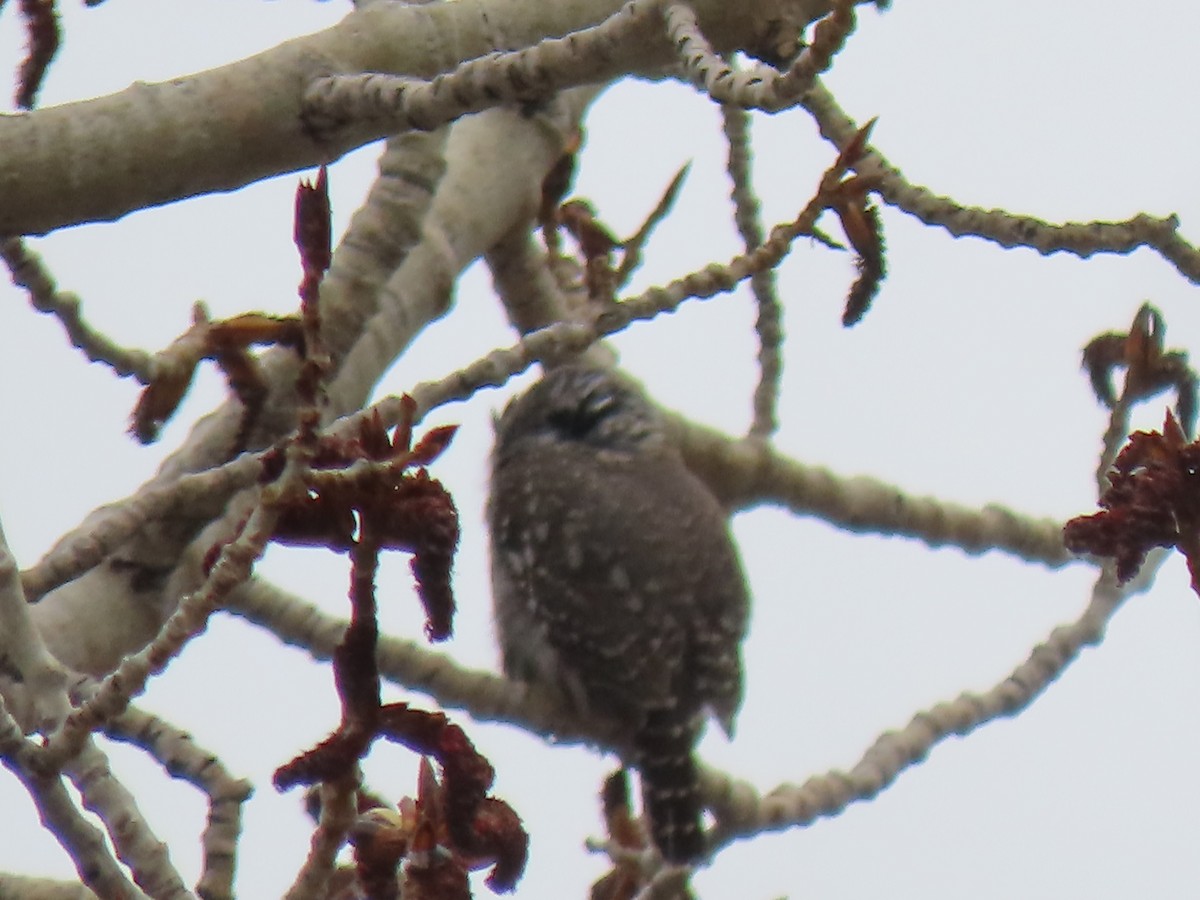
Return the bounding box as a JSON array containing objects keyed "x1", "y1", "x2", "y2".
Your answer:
[
  {"x1": 1083, "y1": 303, "x2": 1198, "y2": 467},
  {"x1": 302, "y1": 0, "x2": 659, "y2": 136},
  {"x1": 13, "y1": 0, "x2": 60, "y2": 109},
  {"x1": 1, "y1": 237, "x2": 153, "y2": 381},
  {"x1": 0, "y1": 697, "x2": 149, "y2": 900},
  {"x1": 283, "y1": 769, "x2": 361, "y2": 900},
  {"x1": 664, "y1": 0, "x2": 858, "y2": 111},
  {"x1": 801, "y1": 83, "x2": 1200, "y2": 283},
  {"x1": 130, "y1": 303, "x2": 303, "y2": 447},
  {"x1": 1095, "y1": 393, "x2": 1134, "y2": 495},
  {"x1": 705, "y1": 560, "x2": 1153, "y2": 850},
  {"x1": 40, "y1": 485, "x2": 285, "y2": 769},
  {"x1": 105, "y1": 706, "x2": 254, "y2": 900},
  {"x1": 719, "y1": 98, "x2": 783, "y2": 440}
]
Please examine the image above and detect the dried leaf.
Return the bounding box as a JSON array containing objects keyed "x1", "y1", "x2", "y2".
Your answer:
[
  {"x1": 1080, "y1": 303, "x2": 1198, "y2": 437},
  {"x1": 1064, "y1": 411, "x2": 1200, "y2": 593},
  {"x1": 14, "y1": 0, "x2": 59, "y2": 109},
  {"x1": 616, "y1": 162, "x2": 691, "y2": 286}
]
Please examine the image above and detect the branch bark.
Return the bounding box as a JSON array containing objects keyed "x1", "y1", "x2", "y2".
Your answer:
[{"x1": 0, "y1": 0, "x2": 829, "y2": 236}]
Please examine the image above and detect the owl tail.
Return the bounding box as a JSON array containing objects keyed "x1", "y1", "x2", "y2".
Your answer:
[{"x1": 634, "y1": 708, "x2": 704, "y2": 864}]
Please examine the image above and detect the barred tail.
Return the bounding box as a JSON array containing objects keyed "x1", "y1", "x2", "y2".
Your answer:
[{"x1": 633, "y1": 708, "x2": 704, "y2": 864}]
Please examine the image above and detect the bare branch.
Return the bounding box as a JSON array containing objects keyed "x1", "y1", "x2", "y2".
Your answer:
[
  {"x1": 302, "y1": 1, "x2": 663, "y2": 137},
  {"x1": 0, "y1": 516, "x2": 71, "y2": 734},
  {"x1": 703, "y1": 561, "x2": 1152, "y2": 850},
  {"x1": 0, "y1": 698, "x2": 149, "y2": 900},
  {"x1": 719, "y1": 99, "x2": 783, "y2": 440},
  {"x1": 668, "y1": 417, "x2": 1075, "y2": 568},
  {"x1": 283, "y1": 770, "x2": 360, "y2": 900},
  {"x1": 664, "y1": 0, "x2": 858, "y2": 111},
  {"x1": 65, "y1": 742, "x2": 190, "y2": 899},
  {"x1": 801, "y1": 82, "x2": 1200, "y2": 283},
  {"x1": 105, "y1": 707, "x2": 253, "y2": 900},
  {"x1": 0, "y1": 0, "x2": 808, "y2": 236},
  {"x1": 1, "y1": 238, "x2": 152, "y2": 381}
]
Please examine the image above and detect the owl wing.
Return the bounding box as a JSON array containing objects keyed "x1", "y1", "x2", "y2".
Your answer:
[{"x1": 491, "y1": 441, "x2": 747, "y2": 730}]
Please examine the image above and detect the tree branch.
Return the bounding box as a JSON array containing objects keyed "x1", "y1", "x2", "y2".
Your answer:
[
  {"x1": 801, "y1": 81, "x2": 1200, "y2": 283},
  {"x1": 0, "y1": 697, "x2": 149, "y2": 900},
  {"x1": 702, "y1": 558, "x2": 1156, "y2": 850},
  {"x1": 0, "y1": 0, "x2": 823, "y2": 236},
  {"x1": 104, "y1": 707, "x2": 253, "y2": 900},
  {"x1": 1, "y1": 238, "x2": 152, "y2": 381},
  {"x1": 65, "y1": 742, "x2": 189, "y2": 899},
  {"x1": 718, "y1": 99, "x2": 783, "y2": 441},
  {"x1": 0, "y1": 516, "x2": 71, "y2": 734}
]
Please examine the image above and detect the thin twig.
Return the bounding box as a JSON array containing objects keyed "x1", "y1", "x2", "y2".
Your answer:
[
  {"x1": 283, "y1": 769, "x2": 360, "y2": 900},
  {"x1": 0, "y1": 697, "x2": 149, "y2": 900},
  {"x1": 105, "y1": 706, "x2": 254, "y2": 900},
  {"x1": 302, "y1": 0, "x2": 660, "y2": 136},
  {"x1": 616, "y1": 162, "x2": 691, "y2": 287},
  {"x1": 664, "y1": 0, "x2": 858, "y2": 111},
  {"x1": 41, "y1": 486, "x2": 283, "y2": 768},
  {"x1": 704, "y1": 560, "x2": 1152, "y2": 849},
  {"x1": 1, "y1": 237, "x2": 153, "y2": 381},
  {"x1": 801, "y1": 83, "x2": 1200, "y2": 283},
  {"x1": 66, "y1": 741, "x2": 190, "y2": 899},
  {"x1": 719, "y1": 99, "x2": 783, "y2": 440}
]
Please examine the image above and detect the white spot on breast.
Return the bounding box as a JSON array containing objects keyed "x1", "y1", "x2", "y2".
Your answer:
[{"x1": 565, "y1": 542, "x2": 584, "y2": 570}]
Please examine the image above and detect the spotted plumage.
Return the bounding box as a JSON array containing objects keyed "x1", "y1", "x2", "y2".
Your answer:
[{"x1": 488, "y1": 365, "x2": 749, "y2": 862}]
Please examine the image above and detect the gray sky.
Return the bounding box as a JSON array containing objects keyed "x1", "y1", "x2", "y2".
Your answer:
[{"x1": 3, "y1": 1, "x2": 1200, "y2": 897}]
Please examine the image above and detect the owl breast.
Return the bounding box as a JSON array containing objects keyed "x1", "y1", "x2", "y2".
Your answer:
[{"x1": 489, "y1": 436, "x2": 746, "y2": 736}]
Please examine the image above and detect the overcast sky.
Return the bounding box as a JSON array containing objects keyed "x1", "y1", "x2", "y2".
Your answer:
[{"x1": 3, "y1": 2, "x2": 1200, "y2": 898}]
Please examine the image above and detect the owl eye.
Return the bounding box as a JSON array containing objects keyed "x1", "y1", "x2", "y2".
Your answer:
[{"x1": 547, "y1": 386, "x2": 621, "y2": 440}]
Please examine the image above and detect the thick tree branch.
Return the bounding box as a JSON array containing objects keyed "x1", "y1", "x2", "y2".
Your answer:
[
  {"x1": 0, "y1": 0, "x2": 829, "y2": 236},
  {"x1": 0, "y1": 875, "x2": 97, "y2": 900},
  {"x1": 0, "y1": 517, "x2": 70, "y2": 734},
  {"x1": 326, "y1": 94, "x2": 596, "y2": 417}
]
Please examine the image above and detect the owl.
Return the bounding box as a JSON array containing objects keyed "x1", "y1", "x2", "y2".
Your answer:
[{"x1": 488, "y1": 364, "x2": 748, "y2": 862}]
